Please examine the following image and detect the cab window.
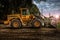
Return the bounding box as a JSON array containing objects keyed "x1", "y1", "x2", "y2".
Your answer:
[{"x1": 22, "y1": 9, "x2": 26, "y2": 15}]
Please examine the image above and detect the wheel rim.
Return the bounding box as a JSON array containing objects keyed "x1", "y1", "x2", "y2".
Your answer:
[
  {"x1": 34, "y1": 21, "x2": 40, "y2": 27},
  {"x1": 13, "y1": 22, "x2": 19, "y2": 28}
]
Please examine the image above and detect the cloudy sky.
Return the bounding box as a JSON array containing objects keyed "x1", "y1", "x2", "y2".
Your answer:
[{"x1": 33, "y1": 0, "x2": 60, "y2": 17}]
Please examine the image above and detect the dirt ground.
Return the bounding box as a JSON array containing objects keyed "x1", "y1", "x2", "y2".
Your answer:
[{"x1": 0, "y1": 27, "x2": 59, "y2": 40}]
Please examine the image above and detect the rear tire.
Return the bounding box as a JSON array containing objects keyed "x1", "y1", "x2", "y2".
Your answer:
[{"x1": 10, "y1": 19, "x2": 22, "y2": 28}]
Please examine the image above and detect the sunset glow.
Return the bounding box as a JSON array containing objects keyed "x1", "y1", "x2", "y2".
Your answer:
[{"x1": 55, "y1": 15, "x2": 59, "y2": 19}]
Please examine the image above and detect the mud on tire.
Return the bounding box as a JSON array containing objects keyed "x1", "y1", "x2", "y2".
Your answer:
[
  {"x1": 10, "y1": 19, "x2": 22, "y2": 28},
  {"x1": 32, "y1": 19, "x2": 42, "y2": 28}
]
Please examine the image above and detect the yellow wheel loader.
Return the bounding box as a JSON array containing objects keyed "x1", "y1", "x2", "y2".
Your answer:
[{"x1": 4, "y1": 8, "x2": 42, "y2": 28}]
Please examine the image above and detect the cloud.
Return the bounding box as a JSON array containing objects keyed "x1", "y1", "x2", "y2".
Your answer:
[
  {"x1": 34, "y1": 0, "x2": 46, "y2": 3},
  {"x1": 47, "y1": 0, "x2": 60, "y2": 2},
  {"x1": 33, "y1": 0, "x2": 60, "y2": 16}
]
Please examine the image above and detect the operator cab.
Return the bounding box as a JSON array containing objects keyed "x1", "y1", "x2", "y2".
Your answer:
[
  {"x1": 22, "y1": 9, "x2": 30, "y2": 15},
  {"x1": 20, "y1": 8, "x2": 31, "y2": 22},
  {"x1": 20, "y1": 8, "x2": 30, "y2": 15}
]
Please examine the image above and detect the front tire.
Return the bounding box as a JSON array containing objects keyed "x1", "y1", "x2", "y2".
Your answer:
[
  {"x1": 10, "y1": 19, "x2": 22, "y2": 28},
  {"x1": 32, "y1": 19, "x2": 42, "y2": 28}
]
